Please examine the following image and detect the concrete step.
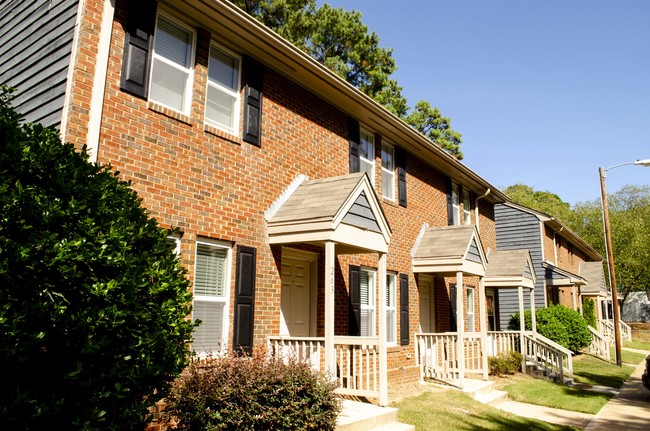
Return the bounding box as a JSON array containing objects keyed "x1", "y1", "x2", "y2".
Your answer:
[
  {"x1": 476, "y1": 389, "x2": 508, "y2": 408},
  {"x1": 337, "y1": 400, "x2": 413, "y2": 431},
  {"x1": 461, "y1": 379, "x2": 496, "y2": 399}
]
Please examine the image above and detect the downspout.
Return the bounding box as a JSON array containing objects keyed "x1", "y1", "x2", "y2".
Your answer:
[{"x1": 474, "y1": 188, "x2": 490, "y2": 232}]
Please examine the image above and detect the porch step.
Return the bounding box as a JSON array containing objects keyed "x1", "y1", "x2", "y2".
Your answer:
[
  {"x1": 337, "y1": 400, "x2": 414, "y2": 431},
  {"x1": 524, "y1": 362, "x2": 573, "y2": 386},
  {"x1": 460, "y1": 379, "x2": 508, "y2": 407}
]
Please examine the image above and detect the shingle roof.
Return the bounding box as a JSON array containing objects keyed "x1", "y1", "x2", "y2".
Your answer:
[
  {"x1": 270, "y1": 173, "x2": 366, "y2": 223},
  {"x1": 486, "y1": 250, "x2": 532, "y2": 278},
  {"x1": 413, "y1": 225, "x2": 475, "y2": 259},
  {"x1": 579, "y1": 261, "x2": 606, "y2": 294}
]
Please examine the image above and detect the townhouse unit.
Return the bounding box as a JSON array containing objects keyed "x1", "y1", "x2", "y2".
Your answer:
[
  {"x1": 494, "y1": 202, "x2": 607, "y2": 329},
  {"x1": 2, "y1": 0, "x2": 573, "y2": 406}
]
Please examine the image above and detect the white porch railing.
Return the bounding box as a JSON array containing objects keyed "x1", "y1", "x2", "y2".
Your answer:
[
  {"x1": 266, "y1": 336, "x2": 381, "y2": 400},
  {"x1": 267, "y1": 336, "x2": 324, "y2": 372},
  {"x1": 587, "y1": 326, "x2": 611, "y2": 360},
  {"x1": 600, "y1": 319, "x2": 633, "y2": 343},
  {"x1": 524, "y1": 333, "x2": 573, "y2": 383},
  {"x1": 415, "y1": 332, "x2": 485, "y2": 384},
  {"x1": 486, "y1": 331, "x2": 520, "y2": 356},
  {"x1": 333, "y1": 336, "x2": 380, "y2": 399}
]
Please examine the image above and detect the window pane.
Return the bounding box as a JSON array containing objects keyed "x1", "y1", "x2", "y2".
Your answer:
[
  {"x1": 155, "y1": 15, "x2": 192, "y2": 67},
  {"x1": 209, "y1": 47, "x2": 239, "y2": 90},
  {"x1": 360, "y1": 131, "x2": 374, "y2": 160},
  {"x1": 386, "y1": 274, "x2": 395, "y2": 307},
  {"x1": 382, "y1": 170, "x2": 394, "y2": 199},
  {"x1": 381, "y1": 145, "x2": 393, "y2": 170},
  {"x1": 150, "y1": 58, "x2": 189, "y2": 111},
  {"x1": 206, "y1": 84, "x2": 236, "y2": 131},
  {"x1": 386, "y1": 309, "x2": 396, "y2": 343},
  {"x1": 192, "y1": 300, "x2": 225, "y2": 353},
  {"x1": 194, "y1": 244, "x2": 228, "y2": 296}
]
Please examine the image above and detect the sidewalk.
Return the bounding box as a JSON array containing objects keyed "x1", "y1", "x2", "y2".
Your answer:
[
  {"x1": 584, "y1": 355, "x2": 650, "y2": 431},
  {"x1": 498, "y1": 349, "x2": 650, "y2": 429}
]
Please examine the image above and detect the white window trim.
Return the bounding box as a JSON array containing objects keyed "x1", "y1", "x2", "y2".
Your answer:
[
  {"x1": 149, "y1": 11, "x2": 196, "y2": 116},
  {"x1": 381, "y1": 142, "x2": 395, "y2": 201},
  {"x1": 192, "y1": 238, "x2": 232, "y2": 356},
  {"x1": 451, "y1": 182, "x2": 460, "y2": 225},
  {"x1": 360, "y1": 267, "x2": 376, "y2": 337},
  {"x1": 467, "y1": 287, "x2": 475, "y2": 332},
  {"x1": 386, "y1": 272, "x2": 397, "y2": 345},
  {"x1": 359, "y1": 128, "x2": 375, "y2": 183},
  {"x1": 463, "y1": 190, "x2": 472, "y2": 225},
  {"x1": 205, "y1": 42, "x2": 242, "y2": 135}
]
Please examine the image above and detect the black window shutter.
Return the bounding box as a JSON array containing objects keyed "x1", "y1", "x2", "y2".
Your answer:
[
  {"x1": 119, "y1": 0, "x2": 157, "y2": 98},
  {"x1": 397, "y1": 148, "x2": 407, "y2": 207},
  {"x1": 348, "y1": 265, "x2": 361, "y2": 336},
  {"x1": 400, "y1": 274, "x2": 410, "y2": 345},
  {"x1": 243, "y1": 56, "x2": 263, "y2": 147},
  {"x1": 349, "y1": 118, "x2": 360, "y2": 173},
  {"x1": 446, "y1": 177, "x2": 454, "y2": 226},
  {"x1": 233, "y1": 246, "x2": 256, "y2": 355}
]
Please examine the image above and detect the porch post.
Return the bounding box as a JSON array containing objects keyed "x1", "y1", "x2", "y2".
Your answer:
[
  {"x1": 530, "y1": 288, "x2": 537, "y2": 335},
  {"x1": 324, "y1": 241, "x2": 336, "y2": 379},
  {"x1": 478, "y1": 276, "x2": 488, "y2": 380},
  {"x1": 377, "y1": 253, "x2": 388, "y2": 406},
  {"x1": 572, "y1": 286, "x2": 578, "y2": 311},
  {"x1": 456, "y1": 271, "x2": 465, "y2": 388},
  {"x1": 518, "y1": 286, "x2": 526, "y2": 373}
]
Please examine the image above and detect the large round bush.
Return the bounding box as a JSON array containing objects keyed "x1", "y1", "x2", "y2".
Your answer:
[
  {"x1": 0, "y1": 87, "x2": 195, "y2": 430},
  {"x1": 509, "y1": 304, "x2": 590, "y2": 352}
]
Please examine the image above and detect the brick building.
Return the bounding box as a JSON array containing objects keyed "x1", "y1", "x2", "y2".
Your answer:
[{"x1": 2, "y1": 0, "x2": 585, "y2": 406}]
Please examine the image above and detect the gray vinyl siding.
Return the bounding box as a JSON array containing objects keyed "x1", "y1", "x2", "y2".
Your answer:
[
  {"x1": 494, "y1": 204, "x2": 546, "y2": 329},
  {"x1": 342, "y1": 191, "x2": 381, "y2": 232},
  {"x1": 0, "y1": 0, "x2": 79, "y2": 128},
  {"x1": 466, "y1": 238, "x2": 482, "y2": 264}
]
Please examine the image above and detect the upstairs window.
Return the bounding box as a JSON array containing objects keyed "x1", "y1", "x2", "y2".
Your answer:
[
  {"x1": 463, "y1": 189, "x2": 472, "y2": 225},
  {"x1": 359, "y1": 129, "x2": 375, "y2": 182},
  {"x1": 192, "y1": 239, "x2": 231, "y2": 355},
  {"x1": 206, "y1": 44, "x2": 241, "y2": 135},
  {"x1": 381, "y1": 143, "x2": 395, "y2": 200},
  {"x1": 150, "y1": 13, "x2": 195, "y2": 114},
  {"x1": 451, "y1": 182, "x2": 460, "y2": 225}
]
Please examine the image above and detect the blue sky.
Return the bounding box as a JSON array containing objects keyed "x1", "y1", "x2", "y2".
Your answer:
[{"x1": 319, "y1": 1, "x2": 650, "y2": 205}]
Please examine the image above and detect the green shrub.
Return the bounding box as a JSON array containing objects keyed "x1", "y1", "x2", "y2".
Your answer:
[
  {"x1": 488, "y1": 350, "x2": 523, "y2": 376},
  {"x1": 509, "y1": 304, "x2": 591, "y2": 352},
  {"x1": 165, "y1": 349, "x2": 341, "y2": 430},
  {"x1": 0, "y1": 86, "x2": 196, "y2": 430},
  {"x1": 582, "y1": 298, "x2": 597, "y2": 328}
]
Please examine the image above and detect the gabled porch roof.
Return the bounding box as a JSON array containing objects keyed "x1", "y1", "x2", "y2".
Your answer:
[
  {"x1": 412, "y1": 225, "x2": 487, "y2": 276},
  {"x1": 267, "y1": 173, "x2": 391, "y2": 253},
  {"x1": 542, "y1": 261, "x2": 587, "y2": 286},
  {"x1": 484, "y1": 249, "x2": 536, "y2": 289},
  {"x1": 579, "y1": 261, "x2": 607, "y2": 296}
]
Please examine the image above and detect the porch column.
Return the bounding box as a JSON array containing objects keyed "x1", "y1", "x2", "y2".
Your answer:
[
  {"x1": 478, "y1": 276, "x2": 488, "y2": 380},
  {"x1": 456, "y1": 271, "x2": 465, "y2": 388},
  {"x1": 518, "y1": 286, "x2": 526, "y2": 373},
  {"x1": 572, "y1": 286, "x2": 578, "y2": 311},
  {"x1": 530, "y1": 288, "x2": 537, "y2": 335},
  {"x1": 377, "y1": 253, "x2": 388, "y2": 406},
  {"x1": 324, "y1": 241, "x2": 336, "y2": 379}
]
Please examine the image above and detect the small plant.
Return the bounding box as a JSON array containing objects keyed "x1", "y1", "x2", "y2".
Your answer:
[
  {"x1": 509, "y1": 304, "x2": 590, "y2": 352},
  {"x1": 488, "y1": 350, "x2": 523, "y2": 376},
  {"x1": 164, "y1": 348, "x2": 341, "y2": 430},
  {"x1": 582, "y1": 298, "x2": 597, "y2": 328}
]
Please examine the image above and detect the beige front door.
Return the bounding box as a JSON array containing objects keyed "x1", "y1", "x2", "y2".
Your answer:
[
  {"x1": 280, "y1": 257, "x2": 311, "y2": 336},
  {"x1": 419, "y1": 276, "x2": 435, "y2": 333}
]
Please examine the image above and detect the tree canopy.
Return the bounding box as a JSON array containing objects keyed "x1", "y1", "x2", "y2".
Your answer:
[
  {"x1": 231, "y1": 0, "x2": 464, "y2": 159},
  {"x1": 0, "y1": 87, "x2": 195, "y2": 430},
  {"x1": 503, "y1": 183, "x2": 576, "y2": 225}
]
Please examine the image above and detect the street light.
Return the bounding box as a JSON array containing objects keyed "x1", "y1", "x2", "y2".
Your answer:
[{"x1": 599, "y1": 159, "x2": 650, "y2": 367}]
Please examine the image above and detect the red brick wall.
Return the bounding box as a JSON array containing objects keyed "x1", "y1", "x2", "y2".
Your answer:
[{"x1": 63, "y1": 1, "x2": 499, "y2": 395}]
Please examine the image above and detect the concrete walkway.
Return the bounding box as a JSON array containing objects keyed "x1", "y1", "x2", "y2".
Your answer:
[
  {"x1": 498, "y1": 349, "x2": 650, "y2": 429},
  {"x1": 583, "y1": 356, "x2": 650, "y2": 431}
]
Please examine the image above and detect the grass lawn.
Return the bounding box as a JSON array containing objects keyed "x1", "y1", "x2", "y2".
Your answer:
[
  {"x1": 624, "y1": 339, "x2": 650, "y2": 351},
  {"x1": 573, "y1": 353, "x2": 635, "y2": 388},
  {"x1": 610, "y1": 347, "x2": 648, "y2": 365},
  {"x1": 501, "y1": 377, "x2": 610, "y2": 414},
  {"x1": 393, "y1": 389, "x2": 579, "y2": 431}
]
